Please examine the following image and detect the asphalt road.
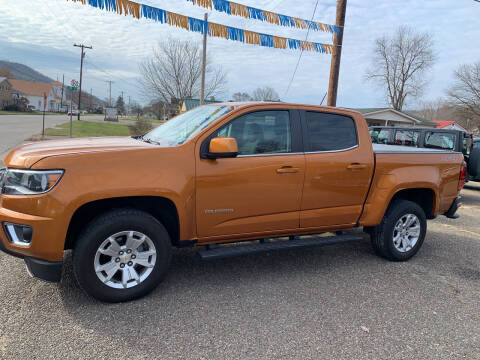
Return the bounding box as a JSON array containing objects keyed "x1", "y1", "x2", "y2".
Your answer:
[
  {"x1": 0, "y1": 114, "x2": 104, "y2": 159},
  {"x1": 0, "y1": 184, "x2": 479, "y2": 359}
]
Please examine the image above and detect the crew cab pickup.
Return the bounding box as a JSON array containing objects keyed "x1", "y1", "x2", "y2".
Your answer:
[{"x1": 0, "y1": 103, "x2": 466, "y2": 302}]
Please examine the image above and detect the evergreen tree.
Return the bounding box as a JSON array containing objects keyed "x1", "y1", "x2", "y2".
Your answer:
[{"x1": 116, "y1": 96, "x2": 126, "y2": 115}]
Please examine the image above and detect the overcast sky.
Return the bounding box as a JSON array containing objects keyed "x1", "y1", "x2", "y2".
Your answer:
[{"x1": 1, "y1": 0, "x2": 479, "y2": 108}]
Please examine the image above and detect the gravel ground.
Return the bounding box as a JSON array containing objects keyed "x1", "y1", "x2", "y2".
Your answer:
[{"x1": 0, "y1": 184, "x2": 479, "y2": 359}]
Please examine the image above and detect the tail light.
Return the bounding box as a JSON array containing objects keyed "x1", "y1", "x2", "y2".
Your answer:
[{"x1": 458, "y1": 160, "x2": 467, "y2": 191}]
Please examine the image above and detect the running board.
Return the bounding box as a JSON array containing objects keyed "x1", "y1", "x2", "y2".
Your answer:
[{"x1": 198, "y1": 234, "x2": 364, "y2": 261}]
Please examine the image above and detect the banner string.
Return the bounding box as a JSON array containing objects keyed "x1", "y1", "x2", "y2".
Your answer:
[{"x1": 68, "y1": 0, "x2": 335, "y2": 54}]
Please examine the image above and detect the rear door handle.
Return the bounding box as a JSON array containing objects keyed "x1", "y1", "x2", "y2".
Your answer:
[
  {"x1": 276, "y1": 166, "x2": 300, "y2": 174},
  {"x1": 347, "y1": 163, "x2": 366, "y2": 170}
]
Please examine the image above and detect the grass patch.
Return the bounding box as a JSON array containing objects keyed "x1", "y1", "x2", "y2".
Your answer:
[
  {"x1": 45, "y1": 120, "x2": 131, "y2": 137},
  {"x1": 123, "y1": 116, "x2": 165, "y2": 123}
]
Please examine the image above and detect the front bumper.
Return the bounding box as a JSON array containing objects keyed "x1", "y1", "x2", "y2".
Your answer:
[
  {"x1": 0, "y1": 204, "x2": 66, "y2": 261},
  {"x1": 25, "y1": 257, "x2": 62, "y2": 282},
  {"x1": 0, "y1": 235, "x2": 63, "y2": 282},
  {"x1": 0, "y1": 200, "x2": 67, "y2": 282}
]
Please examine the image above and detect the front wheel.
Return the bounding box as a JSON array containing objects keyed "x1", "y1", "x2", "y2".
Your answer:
[
  {"x1": 369, "y1": 200, "x2": 427, "y2": 261},
  {"x1": 73, "y1": 208, "x2": 172, "y2": 302}
]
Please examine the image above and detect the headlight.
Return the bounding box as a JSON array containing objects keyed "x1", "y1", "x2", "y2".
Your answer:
[{"x1": 0, "y1": 168, "x2": 64, "y2": 195}]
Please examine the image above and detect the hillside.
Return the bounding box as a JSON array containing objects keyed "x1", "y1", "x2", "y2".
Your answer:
[{"x1": 0, "y1": 60, "x2": 53, "y2": 82}]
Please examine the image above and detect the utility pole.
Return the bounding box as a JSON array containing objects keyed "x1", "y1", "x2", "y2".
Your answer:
[
  {"x1": 74, "y1": 43, "x2": 92, "y2": 120},
  {"x1": 200, "y1": 13, "x2": 208, "y2": 105},
  {"x1": 60, "y1": 74, "x2": 65, "y2": 111},
  {"x1": 106, "y1": 80, "x2": 114, "y2": 107},
  {"x1": 90, "y1": 88, "x2": 93, "y2": 111},
  {"x1": 327, "y1": 0, "x2": 347, "y2": 107}
]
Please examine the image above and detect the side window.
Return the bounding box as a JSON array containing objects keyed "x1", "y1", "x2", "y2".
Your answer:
[
  {"x1": 305, "y1": 112, "x2": 357, "y2": 151},
  {"x1": 394, "y1": 130, "x2": 420, "y2": 147},
  {"x1": 214, "y1": 111, "x2": 291, "y2": 155},
  {"x1": 424, "y1": 132, "x2": 455, "y2": 150}
]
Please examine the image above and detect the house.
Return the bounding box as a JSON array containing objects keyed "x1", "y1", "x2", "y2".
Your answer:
[
  {"x1": 9, "y1": 79, "x2": 63, "y2": 112},
  {"x1": 0, "y1": 77, "x2": 13, "y2": 109},
  {"x1": 352, "y1": 108, "x2": 437, "y2": 128},
  {"x1": 433, "y1": 121, "x2": 468, "y2": 132},
  {"x1": 179, "y1": 98, "x2": 219, "y2": 113}
]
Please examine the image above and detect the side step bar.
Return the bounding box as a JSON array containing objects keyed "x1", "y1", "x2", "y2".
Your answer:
[{"x1": 198, "y1": 234, "x2": 365, "y2": 261}]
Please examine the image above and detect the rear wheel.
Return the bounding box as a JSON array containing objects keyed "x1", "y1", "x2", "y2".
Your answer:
[
  {"x1": 369, "y1": 200, "x2": 427, "y2": 261},
  {"x1": 73, "y1": 208, "x2": 171, "y2": 302}
]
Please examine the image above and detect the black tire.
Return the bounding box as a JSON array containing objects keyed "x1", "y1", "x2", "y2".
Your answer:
[
  {"x1": 369, "y1": 200, "x2": 427, "y2": 261},
  {"x1": 468, "y1": 147, "x2": 480, "y2": 178},
  {"x1": 73, "y1": 208, "x2": 172, "y2": 302}
]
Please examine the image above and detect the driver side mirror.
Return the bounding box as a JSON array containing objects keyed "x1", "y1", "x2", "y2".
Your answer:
[{"x1": 207, "y1": 137, "x2": 238, "y2": 159}]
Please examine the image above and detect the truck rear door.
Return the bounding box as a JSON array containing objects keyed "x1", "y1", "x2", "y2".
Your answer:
[{"x1": 299, "y1": 110, "x2": 374, "y2": 228}]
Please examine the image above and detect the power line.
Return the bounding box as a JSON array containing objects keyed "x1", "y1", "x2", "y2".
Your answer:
[
  {"x1": 284, "y1": 0, "x2": 320, "y2": 98},
  {"x1": 84, "y1": 59, "x2": 140, "y2": 90}
]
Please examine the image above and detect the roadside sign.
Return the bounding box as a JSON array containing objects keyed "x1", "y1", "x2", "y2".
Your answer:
[
  {"x1": 43, "y1": 92, "x2": 47, "y2": 111},
  {"x1": 67, "y1": 80, "x2": 79, "y2": 91}
]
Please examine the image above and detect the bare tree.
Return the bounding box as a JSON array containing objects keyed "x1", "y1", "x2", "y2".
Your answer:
[
  {"x1": 366, "y1": 26, "x2": 435, "y2": 111},
  {"x1": 140, "y1": 38, "x2": 227, "y2": 103},
  {"x1": 447, "y1": 61, "x2": 480, "y2": 131},
  {"x1": 232, "y1": 92, "x2": 252, "y2": 102},
  {"x1": 251, "y1": 87, "x2": 280, "y2": 101},
  {"x1": 417, "y1": 99, "x2": 450, "y2": 121}
]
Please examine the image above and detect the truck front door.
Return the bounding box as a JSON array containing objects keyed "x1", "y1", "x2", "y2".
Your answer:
[{"x1": 195, "y1": 109, "x2": 305, "y2": 239}]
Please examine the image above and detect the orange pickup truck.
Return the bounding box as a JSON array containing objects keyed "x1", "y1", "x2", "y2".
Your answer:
[{"x1": 0, "y1": 103, "x2": 466, "y2": 302}]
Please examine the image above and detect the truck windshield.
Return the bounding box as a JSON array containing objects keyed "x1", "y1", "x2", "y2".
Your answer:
[{"x1": 142, "y1": 105, "x2": 233, "y2": 146}]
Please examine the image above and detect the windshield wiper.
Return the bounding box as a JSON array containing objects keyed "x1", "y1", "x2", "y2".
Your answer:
[
  {"x1": 135, "y1": 135, "x2": 161, "y2": 145},
  {"x1": 143, "y1": 138, "x2": 161, "y2": 145}
]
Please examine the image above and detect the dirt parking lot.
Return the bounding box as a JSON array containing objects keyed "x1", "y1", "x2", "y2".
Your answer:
[{"x1": 0, "y1": 184, "x2": 479, "y2": 359}]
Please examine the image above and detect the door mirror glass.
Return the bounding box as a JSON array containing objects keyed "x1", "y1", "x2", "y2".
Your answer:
[{"x1": 208, "y1": 137, "x2": 239, "y2": 158}]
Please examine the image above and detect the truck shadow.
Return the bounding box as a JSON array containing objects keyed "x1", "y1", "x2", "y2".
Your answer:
[
  {"x1": 43, "y1": 228, "x2": 478, "y2": 355},
  {"x1": 464, "y1": 183, "x2": 480, "y2": 192},
  {"x1": 56, "y1": 238, "x2": 378, "y2": 327}
]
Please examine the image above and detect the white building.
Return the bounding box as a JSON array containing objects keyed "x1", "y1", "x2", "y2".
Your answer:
[
  {"x1": 352, "y1": 108, "x2": 437, "y2": 128},
  {"x1": 9, "y1": 79, "x2": 63, "y2": 111}
]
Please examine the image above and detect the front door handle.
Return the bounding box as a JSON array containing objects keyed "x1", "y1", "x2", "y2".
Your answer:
[
  {"x1": 347, "y1": 163, "x2": 366, "y2": 170},
  {"x1": 276, "y1": 166, "x2": 300, "y2": 174}
]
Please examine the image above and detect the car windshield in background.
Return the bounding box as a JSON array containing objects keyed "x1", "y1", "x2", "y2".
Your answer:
[
  {"x1": 424, "y1": 132, "x2": 455, "y2": 150},
  {"x1": 142, "y1": 105, "x2": 233, "y2": 146},
  {"x1": 370, "y1": 128, "x2": 391, "y2": 144}
]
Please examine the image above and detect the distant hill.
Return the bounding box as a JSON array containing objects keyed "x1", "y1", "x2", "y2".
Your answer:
[{"x1": 0, "y1": 60, "x2": 53, "y2": 83}]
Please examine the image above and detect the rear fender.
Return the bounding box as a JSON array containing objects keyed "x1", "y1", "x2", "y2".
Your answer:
[{"x1": 359, "y1": 166, "x2": 440, "y2": 226}]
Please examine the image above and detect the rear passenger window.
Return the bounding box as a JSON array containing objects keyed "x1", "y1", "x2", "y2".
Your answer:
[
  {"x1": 305, "y1": 112, "x2": 357, "y2": 151},
  {"x1": 424, "y1": 132, "x2": 455, "y2": 150},
  {"x1": 394, "y1": 130, "x2": 420, "y2": 147}
]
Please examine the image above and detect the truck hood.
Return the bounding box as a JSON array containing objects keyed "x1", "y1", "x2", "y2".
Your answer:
[{"x1": 3, "y1": 137, "x2": 154, "y2": 168}]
